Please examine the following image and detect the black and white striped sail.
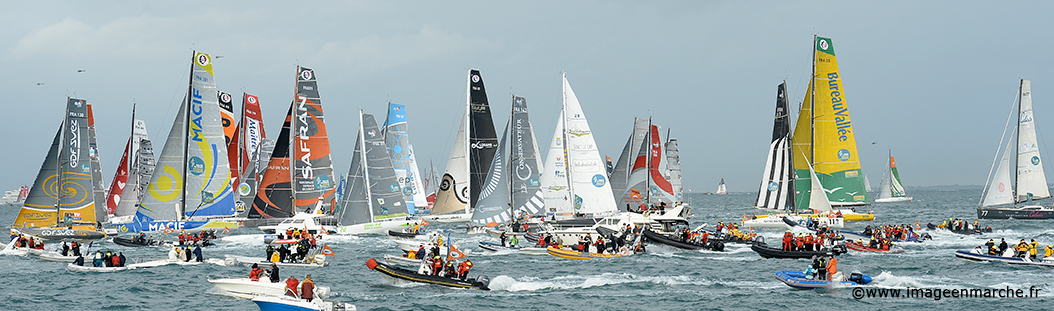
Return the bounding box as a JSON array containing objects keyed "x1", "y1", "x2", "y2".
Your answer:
[
  {"x1": 471, "y1": 96, "x2": 545, "y2": 227},
  {"x1": 754, "y1": 82, "x2": 795, "y2": 211}
]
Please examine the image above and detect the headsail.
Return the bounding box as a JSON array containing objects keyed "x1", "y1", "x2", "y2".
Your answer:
[
  {"x1": 471, "y1": 119, "x2": 512, "y2": 227},
  {"x1": 251, "y1": 106, "x2": 295, "y2": 218},
  {"x1": 611, "y1": 118, "x2": 650, "y2": 203},
  {"x1": 110, "y1": 117, "x2": 151, "y2": 218},
  {"x1": 87, "y1": 104, "x2": 107, "y2": 222},
  {"x1": 361, "y1": 112, "x2": 409, "y2": 220},
  {"x1": 540, "y1": 111, "x2": 572, "y2": 215},
  {"x1": 432, "y1": 106, "x2": 471, "y2": 215},
  {"x1": 664, "y1": 138, "x2": 683, "y2": 202},
  {"x1": 338, "y1": 124, "x2": 370, "y2": 226}
]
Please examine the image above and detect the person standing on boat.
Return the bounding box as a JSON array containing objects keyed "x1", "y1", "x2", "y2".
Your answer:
[
  {"x1": 500, "y1": 232, "x2": 507, "y2": 247},
  {"x1": 782, "y1": 230, "x2": 792, "y2": 251},
  {"x1": 816, "y1": 256, "x2": 828, "y2": 281},
  {"x1": 415, "y1": 245, "x2": 426, "y2": 259},
  {"x1": 1030, "y1": 240, "x2": 1039, "y2": 259},
  {"x1": 985, "y1": 239, "x2": 995, "y2": 252},
  {"x1": 193, "y1": 245, "x2": 203, "y2": 262},
  {"x1": 510, "y1": 235, "x2": 519, "y2": 247},
  {"x1": 999, "y1": 238, "x2": 1008, "y2": 254},
  {"x1": 827, "y1": 256, "x2": 838, "y2": 280},
  {"x1": 71, "y1": 242, "x2": 80, "y2": 257},
  {"x1": 284, "y1": 276, "x2": 300, "y2": 298},
  {"x1": 804, "y1": 234, "x2": 814, "y2": 252},
  {"x1": 268, "y1": 263, "x2": 281, "y2": 283},
  {"x1": 457, "y1": 260, "x2": 473, "y2": 280},
  {"x1": 1045, "y1": 245, "x2": 1053, "y2": 258},
  {"x1": 249, "y1": 263, "x2": 263, "y2": 281},
  {"x1": 61, "y1": 242, "x2": 69, "y2": 257},
  {"x1": 1016, "y1": 240, "x2": 1030, "y2": 258},
  {"x1": 301, "y1": 275, "x2": 315, "y2": 302}
]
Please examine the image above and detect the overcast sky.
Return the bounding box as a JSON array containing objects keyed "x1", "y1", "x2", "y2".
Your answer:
[{"x1": 3, "y1": 1, "x2": 1053, "y2": 195}]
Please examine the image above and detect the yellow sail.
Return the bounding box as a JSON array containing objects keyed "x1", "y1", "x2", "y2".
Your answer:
[{"x1": 791, "y1": 79, "x2": 814, "y2": 209}]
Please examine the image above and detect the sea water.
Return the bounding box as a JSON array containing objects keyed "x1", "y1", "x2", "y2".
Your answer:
[{"x1": 2, "y1": 189, "x2": 1052, "y2": 310}]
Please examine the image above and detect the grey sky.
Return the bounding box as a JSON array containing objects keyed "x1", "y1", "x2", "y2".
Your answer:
[{"x1": 2, "y1": 1, "x2": 1053, "y2": 195}]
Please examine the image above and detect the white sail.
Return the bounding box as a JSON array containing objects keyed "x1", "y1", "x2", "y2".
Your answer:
[
  {"x1": 561, "y1": 74, "x2": 617, "y2": 215},
  {"x1": 877, "y1": 166, "x2": 893, "y2": 200},
  {"x1": 541, "y1": 111, "x2": 572, "y2": 216},
  {"x1": 864, "y1": 176, "x2": 872, "y2": 192},
  {"x1": 808, "y1": 163, "x2": 833, "y2": 212},
  {"x1": 982, "y1": 144, "x2": 1014, "y2": 207},
  {"x1": 664, "y1": 138, "x2": 683, "y2": 202},
  {"x1": 432, "y1": 106, "x2": 470, "y2": 215},
  {"x1": 716, "y1": 179, "x2": 728, "y2": 195},
  {"x1": 1015, "y1": 80, "x2": 1050, "y2": 201}
]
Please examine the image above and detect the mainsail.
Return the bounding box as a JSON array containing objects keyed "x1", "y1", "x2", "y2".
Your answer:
[
  {"x1": 754, "y1": 82, "x2": 795, "y2": 211},
  {"x1": 136, "y1": 51, "x2": 236, "y2": 223},
  {"x1": 15, "y1": 98, "x2": 97, "y2": 228},
  {"x1": 251, "y1": 67, "x2": 336, "y2": 218},
  {"x1": 337, "y1": 111, "x2": 410, "y2": 226},
  {"x1": 87, "y1": 104, "x2": 107, "y2": 222},
  {"x1": 877, "y1": 152, "x2": 909, "y2": 200},
  {"x1": 716, "y1": 179, "x2": 728, "y2": 195},
  {"x1": 540, "y1": 111, "x2": 572, "y2": 215},
  {"x1": 664, "y1": 138, "x2": 683, "y2": 202},
  {"x1": 383, "y1": 103, "x2": 427, "y2": 214},
  {"x1": 792, "y1": 36, "x2": 868, "y2": 208},
  {"x1": 432, "y1": 69, "x2": 499, "y2": 216},
  {"x1": 471, "y1": 96, "x2": 545, "y2": 227},
  {"x1": 230, "y1": 93, "x2": 266, "y2": 212},
  {"x1": 621, "y1": 123, "x2": 676, "y2": 206},
  {"x1": 107, "y1": 111, "x2": 152, "y2": 218},
  {"x1": 611, "y1": 118, "x2": 650, "y2": 203}
]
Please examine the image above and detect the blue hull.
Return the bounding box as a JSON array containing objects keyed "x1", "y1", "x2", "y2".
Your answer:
[
  {"x1": 253, "y1": 300, "x2": 318, "y2": 311},
  {"x1": 112, "y1": 220, "x2": 219, "y2": 233},
  {"x1": 775, "y1": 270, "x2": 866, "y2": 289}
]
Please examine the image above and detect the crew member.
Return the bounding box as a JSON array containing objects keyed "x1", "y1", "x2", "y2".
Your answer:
[
  {"x1": 249, "y1": 263, "x2": 263, "y2": 281},
  {"x1": 284, "y1": 276, "x2": 300, "y2": 298},
  {"x1": 269, "y1": 263, "x2": 281, "y2": 283},
  {"x1": 1030, "y1": 239, "x2": 1039, "y2": 259},
  {"x1": 301, "y1": 275, "x2": 315, "y2": 302},
  {"x1": 457, "y1": 260, "x2": 473, "y2": 280}
]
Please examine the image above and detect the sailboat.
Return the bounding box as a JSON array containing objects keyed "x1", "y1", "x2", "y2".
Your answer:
[
  {"x1": 14, "y1": 97, "x2": 106, "y2": 240},
  {"x1": 86, "y1": 105, "x2": 108, "y2": 224},
  {"x1": 105, "y1": 105, "x2": 155, "y2": 224},
  {"x1": 469, "y1": 95, "x2": 545, "y2": 230},
  {"x1": 425, "y1": 69, "x2": 499, "y2": 223},
  {"x1": 664, "y1": 136, "x2": 685, "y2": 203},
  {"x1": 114, "y1": 51, "x2": 239, "y2": 233},
  {"x1": 715, "y1": 179, "x2": 729, "y2": 195},
  {"x1": 978, "y1": 79, "x2": 1054, "y2": 219},
  {"x1": 382, "y1": 103, "x2": 428, "y2": 215},
  {"x1": 539, "y1": 73, "x2": 618, "y2": 219},
  {"x1": 228, "y1": 93, "x2": 267, "y2": 215},
  {"x1": 745, "y1": 82, "x2": 844, "y2": 228},
  {"x1": 611, "y1": 118, "x2": 650, "y2": 208},
  {"x1": 864, "y1": 176, "x2": 873, "y2": 193},
  {"x1": 424, "y1": 160, "x2": 439, "y2": 209},
  {"x1": 874, "y1": 150, "x2": 913, "y2": 203},
  {"x1": 334, "y1": 111, "x2": 414, "y2": 234},
  {"x1": 618, "y1": 121, "x2": 682, "y2": 212},
  {"x1": 249, "y1": 66, "x2": 338, "y2": 226}
]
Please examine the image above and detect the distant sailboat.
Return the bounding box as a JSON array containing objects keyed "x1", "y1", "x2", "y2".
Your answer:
[
  {"x1": 715, "y1": 179, "x2": 728, "y2": 195},
  {"x1": 664, "y1": 136, "x2": 684, "y2": 203},
  {"x1": 426, "y1": 69, "x2": 499, "y2": 223},
  {"x1": 874, "y1": 150, "x2": 913, "y2": 203},
  {"x1": 14, "y1": 97, "x2": 106, "y2": 240},
  {"x1": 382, "y1": 103, "x2": 428, "y2": 215},
  {"x1": 115, "y1": 51, "x2": 239, "y2": 233},
  {"x1": 978, "y1": 79, "x2": 1054, "y2": 219},
  {"x1": 864, "y1": 176, "x2": 873, "y2": 193},
  {"x1": 105, "y1": 105, "x2": 155, "y2": 224},
  {"x1": 335, "y1": 111, "x2": 414, "y2": 235}
]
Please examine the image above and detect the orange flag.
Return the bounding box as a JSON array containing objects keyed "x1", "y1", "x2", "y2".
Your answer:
[
  {"x1": 321, "y1": 244, "x2": 335, "y2": 257},
  {"x1": 447, "y1": 244, "x2": 466, "y2": 260},
  {"x1": 223, "y1": 227, "x2": 231, "y2": 234}
]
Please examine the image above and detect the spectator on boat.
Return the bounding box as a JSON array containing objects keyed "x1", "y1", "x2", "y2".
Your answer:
[
  {"x1": 444, "y1": 260, "x2": 458, "y2": 278},
  {"x1": 284, "y1": 276, "x2": 300, "y2": 298},
  {"x1": 416, "y1": 245, "x2": 426, "y2": 259},
  {"x1": 413, "y1": 222, "x2": 420, "y2": 234},
  {"x1": 500, "y1": 232, "x2": 507, "y2": 247},
  {"x1": 184, "y1": 246, "x2": 193, "y2": 262},
  {"x1": 119, "y1": 252, "x2": 126, "y2": 267},
  {"x1": 817, "y1": 256, "x2": 828, "y2": 281},
  {"x1": 111, "y1": 252, "x2": 121, "y2": 267},
  {"x1": 104, "y1": 251, "x2": 114, "y2": 267},
  {"x1": 193, "y1": 245, "x2": 203, "y2": 262},
  {"x1": 827, "y1": 257, "x2": 838, "y2": 279},
  {"x1": 989, "y1": 244, "x2": 1000, "y2": 255},
  {"x1": 61, "y1": 242, "x2": 69, "y2": 257},
  {"x1": 804, "y1": 234, "x2": 814, "y2": 252},
  {"x1": 863, "y1": 225, "x2": 872, "y2": 236},
  {"x1": 1046, "y1": 245, "x2": 1054, "y2": 258},
  {"x1": 301, "y1": 275, "x2": 315, "y2": 302},
  {"x1": 457, "y1": 259, "x2": 475, "y2": 280},
  {"x1": 269, "y1": 263, "x2": 281, "y2": 283},
  {"x1": 1030, "y1": 239, "x2": 1039, "y2": 259},
  {"x1": 93, "y1": 251, "x2": 103, "y2": 267},
  {"x1": 985, "y1": 239, "x2": 995, "y2": 252},
  {"x1": 1016, "y1": 239, "x2": 1030, "y2": 258},
  {"x1": 659, "y1": 202, "x2": 666, "y2": 215},
  {"x1": 782, "y1": 230, "x2": 793, "y2": 251},
  {"x1": 71, "y1": 242, "x2": 81, "y2": 257},
  {"x1": 999, "y1": 238, "x2": 1008, "y2": 253},
  {"x1": 73, "y1": 255, "x2": 84, "y2": 266},
  {"x1": 266, "y1": 245, "x2": 274, "y2": 260},
  {"x1": 510, "y1": 235, "x2": 519, "y2": 247},
  {"x1": 279, "y1": 245, "x2": 289, "y2": 262},
  {"x1": 795, "y1": 234, "x2": 804, "y2": 251},
  {"x1": 249, "y1": 263, "x2": 263, "y2": 281}
]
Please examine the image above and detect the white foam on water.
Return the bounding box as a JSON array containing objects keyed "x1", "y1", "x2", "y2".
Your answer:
[{"x1": 487, "y1": 273, "x2": 704, "y2": 292}]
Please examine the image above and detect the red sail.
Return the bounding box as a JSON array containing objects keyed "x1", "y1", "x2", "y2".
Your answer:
[
  {"x1": 646, "y1": 125, "x2": 674, "y2": 196},
  {"x1": 104, "y1": 138, "x2": 132, "y2": 215}
]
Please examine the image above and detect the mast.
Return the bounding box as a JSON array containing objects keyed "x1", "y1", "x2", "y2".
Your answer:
[
  {"x1": 561, "y1": 73, "x2": 575, "y2": 213},
  {"x1": 1013, "y1": 79, "x2": 1022, "y2": 207},
  {"x1": 646, "y1": 117, "x2": 652, "y2": 205},
  {"x1": 55, "y1": 99, "x2": 69, "y2": 226},
  {"x1": 359, "y1": 110, "x2": 374, "y2": 221},
  {"x1": 805, "y1": 36, "x2": 818, "y2": 215},
  {"x1": 464, "y1": 75, "x2": 471, "y2": 215},
  {"x1": 180, "y1": 52, "x2": 195, "y2": 222}
]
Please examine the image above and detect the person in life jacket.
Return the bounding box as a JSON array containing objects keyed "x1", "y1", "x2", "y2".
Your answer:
[
  {"x1": 301, "y1": 275, "x2": 315, "y2": 302},
  {"x1": 827, "y1": 257, "x2": 838, "y2": 280},
  {"x1": 814, "y1": 234, "x2": 824, "y2": 251},
  {"x1": 284, "y1": 276, "x2": 300, "y2": 298},
  {"x1": 1016, "y1": 239, "x2": 1030, "y2": 258},
  {"x1": 1045, "y1": 245, "x2": 1054, "y2": 258},
  {"x1": 444, "y1": 260, "x2": 458, "y2": 278},
  {"x1": 795, "y1": 234, "x2": 804, "y2": 251},
  {"x1": 431, "y1": 255, "x2": 444, "y2": 276},
  {"x1": 249, "y1": 263, "x2": 263, "y2": 281},
  {"x1": 1030, "y1": 239, "x2": 1039, "y2": 259},
  {"x1": 816, "y1": 256, "x2": 828, "y2": 281},
  {"x1": 804, "y1": 234, "x2": 815, "y2": 252},
  {"x1": 457, "y1": 260, "x2": 473, "y2": 280},
  {"x1": 782, "y1": 230, "x2": 793, "y2": 251}
]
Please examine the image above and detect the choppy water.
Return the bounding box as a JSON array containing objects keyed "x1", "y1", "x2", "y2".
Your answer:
[{"x1": 3, "y1": 190, "x2": 1053, "y2": 310}]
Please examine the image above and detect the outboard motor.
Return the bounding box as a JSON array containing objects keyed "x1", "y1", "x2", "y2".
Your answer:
[
  {"x1": 475, "y1": 275, "x2": 491, "y2": 287},
  {"x1": 712, "y1": 241, "x2": 725, "y2": 252}
]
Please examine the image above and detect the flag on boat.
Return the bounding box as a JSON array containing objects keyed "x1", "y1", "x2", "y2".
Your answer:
[
  {"x1": 222, "y1": 227, "x2": 231, "y2": 234},
  {"x1": 447, "y1": 244, "x2": 466, "y2": 260},
  {"x1": 321, "y1": 244, "x2": 335, "y2": 257}
]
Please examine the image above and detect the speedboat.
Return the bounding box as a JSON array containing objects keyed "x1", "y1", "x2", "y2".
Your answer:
[
  {"x1": 260, "y1": 213, "x2": 335, "y2": 235},
  {"x1": 252, "y1": 295, "x2": 355, "y2": 311},
  {"x1": 209, "y1": 277, "x2": 331, "y2": 299},
  {"x1": 775, "y1": 270, "x2": 871, "y2": 289}
]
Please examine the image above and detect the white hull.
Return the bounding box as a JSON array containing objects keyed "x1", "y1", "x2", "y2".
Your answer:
[
  {"x1": 66, "y1": 263, "x2": 132, "y2": 272},
  {"x1": 391, "y1": 239, "x2": 471, "y2": 256},
  {"x1": 383, "y1": 254, "x2": 423, "y2": 267},
  {"x1": 259, "y1": 213, "x2": 334, "y2": 235},
  {"x1": 743, "y1": 215, "x2": 844, "y2": 229},
  {"x1": 420, "y1": 213, "x2": 471, "y2": 223},
  {"x1": 38, "y1": 252, "x2": 78, "y2": 262},
  {"x1": 874, "y1": 196, "x2": 913, "y2": 203},
  {"x1": 225, "y1": 254, "x2": 328, "y2": 267},
  {"x1": 210, "y1": 277, "x2": 330, "y2": 299},
  {"x1": 335, "y1": 219, "x2": 412, "y2": 235}
]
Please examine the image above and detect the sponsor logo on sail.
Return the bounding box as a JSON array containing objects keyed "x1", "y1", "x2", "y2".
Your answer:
[
  {"x1": 837, "y1": 149, "x2": 850, "y2": 161},
  {"x1": 471, "y1": 141, "x2": 496, "y2": 149},
  {"x1": 239, "y1": 183, "x2": 251, "y2": 196},
  {"x1": 81, "y1": 163, "x2": 91, "y2": 173},
  {"x1": 471, "y1": 74, "x2": 480, "y2": 83},
  {"x1": 529, "y1": 178, "x2": 540, "y2": 187},
  {"x1": 300, "y1": 69, "x2": 313, "y2": 81},
  {"x1": 390, "y1": 183, "x2": 400, "y2": 192},
  {"x1": 315, "y1": 175, "x2": 331, "y2": 189},
  {"x1": 196, "y1": 53, "x2": 210, "y2": 66},
  {"x1": 592, "y1": 174, "x2": 606, "y2": 187},
  {"x1": 819, "y1": 39, "x2": 828, "y2": 50},
  {"x1": 1033, "y1": 156, "x2": 1041, "y2": 166},
  {"x1": 188, "y1": 157, "x2": 205, "y2": 175},
  {"x1": 220, "y1": 92, "x2": 231, "y2": 103},
  {"x1": 403, "y1": 187, "x2": 414, "y2": 196},
  {"x1": 768, "y1": 182, "x2": 779, "y2": 192}
]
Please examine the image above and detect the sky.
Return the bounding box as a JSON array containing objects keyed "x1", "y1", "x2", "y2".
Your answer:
[{"x1": 2, "y1": 1, "x2": 1054, "y2": 195}]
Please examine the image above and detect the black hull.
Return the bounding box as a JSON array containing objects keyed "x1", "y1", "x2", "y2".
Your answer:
[
  {"x1": 387, "y1": 230, "x2": 420, "y2": 238},
  {"x1": 366, "y1": 258, "x2": 489, "y2": 290},
  {"x1": 750, "y1": 242, "x2": 845, "y2": 259},
  {"x1": 977, "y1": 208, "x2": 1054, "y2": 219},
  {"x1": 642, "y1": 229, "x2": 724, "y2": 251},
  {"x1": 19, "y1": 228, "x2": 105, "y2": 241},
  {"x1": 112, "y1": 237, "x2": 162, "y2": 247}
]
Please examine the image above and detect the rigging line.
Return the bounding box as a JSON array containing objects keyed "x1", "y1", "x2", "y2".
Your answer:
[{"x1": 979, "y1": 89, "x2": 1023, "y2": 206}]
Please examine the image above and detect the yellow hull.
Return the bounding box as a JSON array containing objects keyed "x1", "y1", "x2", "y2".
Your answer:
[{"x1": 546, "y1": 246, "x2": 629, "y2": 260}]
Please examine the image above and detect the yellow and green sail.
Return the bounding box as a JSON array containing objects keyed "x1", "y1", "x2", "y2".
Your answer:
[{"x1": 792, "y1": 36, "x2": 868, "y2": 209}]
